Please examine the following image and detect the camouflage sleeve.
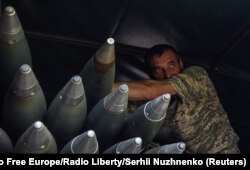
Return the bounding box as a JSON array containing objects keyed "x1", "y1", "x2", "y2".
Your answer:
[{"x1": 167, "y1": 66, "x2": 216, "y2": 101}]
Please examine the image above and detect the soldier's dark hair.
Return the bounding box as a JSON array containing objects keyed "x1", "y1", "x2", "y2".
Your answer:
[
  {"x1": 144, "y1": 44, "x2": 178, "y2": 63},
  {"x1": 144, "y1": 44, "x2": 180, "y2": 77}
]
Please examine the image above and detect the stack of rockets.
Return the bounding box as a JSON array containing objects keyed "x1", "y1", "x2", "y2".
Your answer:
[{"x1": 0, "y1": 6, "x2": 186, "y2": 154}]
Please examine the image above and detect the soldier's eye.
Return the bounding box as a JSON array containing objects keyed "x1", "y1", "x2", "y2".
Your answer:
[
  {"x1": 168, "y1": 64, "x2": 175, "y2": 69},
  {"x1": 153, "y1": 68, "x2": 163, "y2": 73}
]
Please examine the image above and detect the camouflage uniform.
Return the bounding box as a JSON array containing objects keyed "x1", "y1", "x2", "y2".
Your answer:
[{"x1": 165, "y1": 66, "x2": 240, "y2": 153}]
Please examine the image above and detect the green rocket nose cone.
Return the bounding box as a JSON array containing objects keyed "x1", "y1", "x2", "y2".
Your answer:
[
  {"x1": 94, "y1": 37, "x2": 115, "y2": 65},
  {"x1": 11, "y1": 64, "x2": 39, "y2": 97},
  {"x1": 24, "y1": 121, "x2": 47, "y2": 150},
  {"x1": 0, "y1": 6, "x2": 21, "y2": 34},
  {"x1": 0, "y1": 128, "x2": 13, "y2": 153},
  {"x1": 145, "y1": 93, "x2": 171, "y2": 121},
  {"x1": 69, "y1": 130, "x2": 99, "y2": 154},
  {"x1": 15, "y1": 121, "x2": 57, "y2": 153},
  {"x1": 145, "y1": 142, "x2": 186, "y2": 154},
  {"x1": 115, "y1": 137, "x2": 142, "y2": 154},
  {"x1": 158, "y1": 142, "x2": 186, "y2": 154},
  {"x1": 104, "y1": 84, "x2": 128, "y2": 113},
  {"x1": 0, "y1": 6, "x2": 25, "y2": 44},
  {"x1": 60, "y1": 75, "x2": 85, "y2": 105}
]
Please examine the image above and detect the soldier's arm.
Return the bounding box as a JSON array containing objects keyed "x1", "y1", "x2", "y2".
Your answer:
[{"x1": 112, "y1": 80, "x2": 176, "y2": 101}]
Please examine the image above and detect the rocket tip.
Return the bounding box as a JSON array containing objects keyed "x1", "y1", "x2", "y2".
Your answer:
[
  {"x1": 87, "y1": 130, "x2": 95, "y2": 138},
  {"x1": 162, "y1": 93, "x2": 171, "y2": 101},
  {"x1": 134, "y1": 137, "x2": 142, "y2": 145},
  {"x1": 33, "y1": 121, "x2": 43, "y2": 129},
  {"x1": 4, "y1": 6, "x2": 15, "y2": 16},
  {"x1": 72, "y1": 75, "x2": 82, "y2": 84},
  {"x1": 107, "y1": 38, "x2": 115, "y2": 45},
  {"x1": 119, "y1": 84, "x2": 128, "y2": 93},
  {"x1": 178, "y1": 142, "x2": 186, "y2": 150},
  {"x1": 20, "y1": 64, "x2": 31, "y2": 74}
]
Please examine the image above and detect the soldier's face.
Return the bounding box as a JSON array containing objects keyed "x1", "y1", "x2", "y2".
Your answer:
[{"x1": 149, "y1": 50, "x2": 183, "y2": 80}]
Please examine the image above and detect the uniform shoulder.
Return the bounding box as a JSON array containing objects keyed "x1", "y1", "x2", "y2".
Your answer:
[{"x1": 183, "y1": 66, "x2": 208, "y2": 75}]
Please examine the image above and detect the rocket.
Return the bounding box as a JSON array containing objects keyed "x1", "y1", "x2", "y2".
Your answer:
[
  {"x1": 118, "y1": 93, "x2": 171, "y2": 148},
  {"x1": 14, "y1": 121, "x2": 57, "y2": 153},
  {"x1": 145, "y1": 142, "x2": 186, "y2": 154},
  {"x1": 0, "y1": 6, "x2": 32, "y2": 112},
  {"x1": 0, "y1": 128, "x2": 13, "y2": 153},
  {"x1": 60, "y1": 130, "x2": 98, "y2": 154},
  {"x1": 83, "y1": 84, "x2": 128, "y2": 152},
  {"x1": 103, "y1": 137, "x2": 142, "y2": 154},
  {"x1": 45, "y1": 75, "x2": 87, "y2": 150},
  {"x1": 1, "y1": 64, "x2": 47, "y2": 144},
  {"x1": 79, "y1": 38, "x2": 115, "y2": 112}
]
